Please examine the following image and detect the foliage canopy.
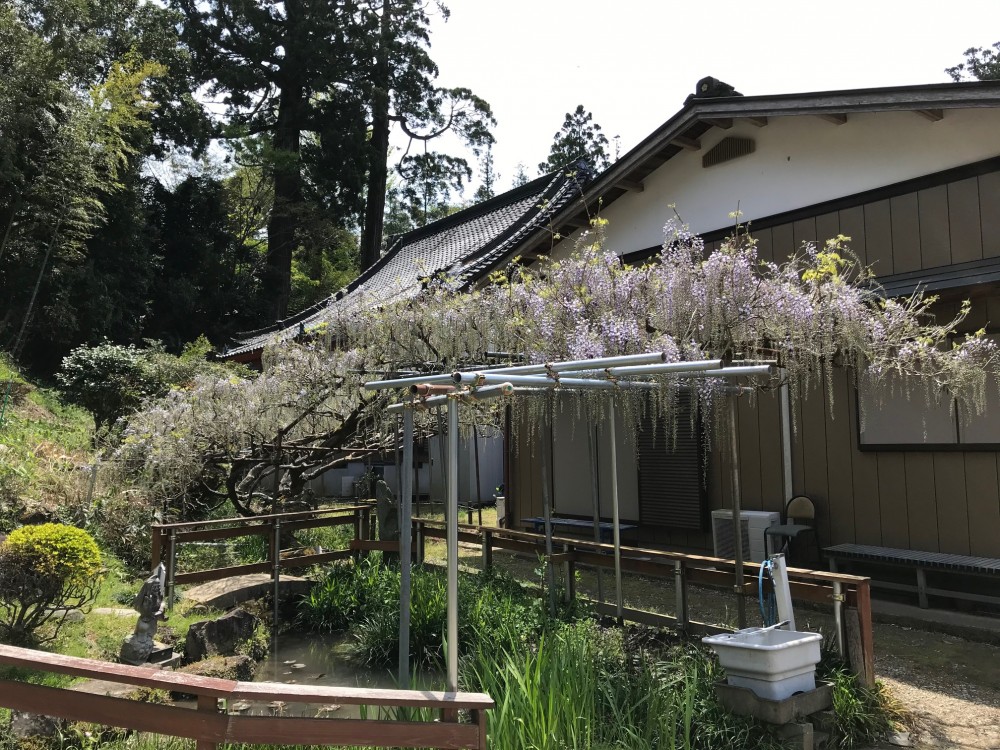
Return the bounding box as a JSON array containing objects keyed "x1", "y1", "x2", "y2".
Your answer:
[{"x1": 112, "y1": 219, "x2": 1000, "y2": 517}]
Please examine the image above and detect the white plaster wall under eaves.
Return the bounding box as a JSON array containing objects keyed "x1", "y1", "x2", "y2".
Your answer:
[{"x1": 559, "y1": 107, "x2": 1000, "y2": 258}]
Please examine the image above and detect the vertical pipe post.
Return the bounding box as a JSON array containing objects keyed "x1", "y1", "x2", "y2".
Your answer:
[
  {"x1": 729, "y1": 396, "x2": 747, "y2": 629},
  {"x1": 780, "y1": 378, "x2": 793, "y2": 506},
  {"x1": 446, "y1": 396, "x2": 460, "y2": 693},
  {"x1": 539, "y1": 398, "x2": 557, "y2": 617},
  {"x1": 167, "y1": 529, "x2": 177, "y2": 613},
  {"x1": 399, "y1": 404, "x2": 414, "y2": 689},
  {"x1": 588, "y1": 422, "x2": 604, "y2": 604},
  {"x1": 472, "y1": 423, "x2": 482, "y2": 525},
  {"x1": 608, "y1": 399, "x2": 624, "y2": 623},
  {"x1": 832, "y1": 580, "x2": 845, "y2": 658},
  {"x1": 778, "y1": 376, "x2": 794, "y2": 558},
  {"x1": 272, "y1": 519, "x2": 281, "y2": 649}
]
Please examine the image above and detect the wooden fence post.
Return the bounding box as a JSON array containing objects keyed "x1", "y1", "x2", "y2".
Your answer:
[
  {"x1": 563, "y1": 543, "x2": 575, "y2": 603},
  {"x1": 853, "y1": 580, "x2": 875, "y2": 688},
  {"x1": 674, "y1": 560, "x2": 688, "y2": 633},
  {"x1": 481, "y1": 530, "x2": 493, "y2": 572},
  {"x1": 150, "y1": 525, "x2": 163, "y2": 573},
  {"x1": 196, "y1": 694, "x2": 220, "y2": 750}
]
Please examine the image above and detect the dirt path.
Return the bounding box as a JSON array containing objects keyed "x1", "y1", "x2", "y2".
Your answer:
[{"x1": 873, "y1": 623, "x2": 1000, "y2": 750}]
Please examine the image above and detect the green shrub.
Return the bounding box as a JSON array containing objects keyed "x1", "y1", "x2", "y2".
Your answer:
[
  {"x1": 90, "y1": 492, "x2": 157, "y2": 571},
  {"x1": 300, "y1": 558, "x2": 555, "y2": 669},
  {"x1": 824, "y1": 666, "x2": 904, "y2": 748},
  {"x1": 0, "y1": 523, "x2": 103, "y2": 644}
]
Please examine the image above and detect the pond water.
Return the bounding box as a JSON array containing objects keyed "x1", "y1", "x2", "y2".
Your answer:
[{"x1": 230, "y1": 632, "x2": 440, "y2": 719}]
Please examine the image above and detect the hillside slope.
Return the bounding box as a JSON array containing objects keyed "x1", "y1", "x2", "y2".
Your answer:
[{"x1": 0, "y1": 355, "x2": 95, "y2": 531}]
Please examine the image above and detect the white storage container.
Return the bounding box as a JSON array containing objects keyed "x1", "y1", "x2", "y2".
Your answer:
[{"x1": 702, "y1": 627, "x2": 823, "y2": 701}]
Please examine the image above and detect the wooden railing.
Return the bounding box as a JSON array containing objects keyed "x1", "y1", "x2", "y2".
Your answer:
[
  {"x1": 413, "y1": 518, "x2": 875, "y2": 687},
  {"x1": 151, "y1": 505, "x2": 392, "y2": 605},
  {"x1": 0, "y1": 644, "x2": 490, "y2": 749}
]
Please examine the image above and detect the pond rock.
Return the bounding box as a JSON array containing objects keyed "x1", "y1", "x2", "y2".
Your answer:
[
  {"x1": 171, "y1": 655, "x2": 256, "y2": 699},
  {"x1": 9, "y1": 710, "x2": 66, "y2": 741},
  {"x1": 185, "y1": 608, "x2": 260, "y2": 663}
]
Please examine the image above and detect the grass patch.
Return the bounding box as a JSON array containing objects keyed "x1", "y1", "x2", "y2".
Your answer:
[{"x1": 0, "y1": 353, "x2": 95, "y2": 533}]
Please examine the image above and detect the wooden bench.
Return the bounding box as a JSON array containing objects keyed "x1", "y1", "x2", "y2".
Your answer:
[
  {"x1": 825, "y1": 543, "x2": 1000, "y2": 609},
  {"x1": 521, "y1": 517, "x2": 637, "y2": 544}
]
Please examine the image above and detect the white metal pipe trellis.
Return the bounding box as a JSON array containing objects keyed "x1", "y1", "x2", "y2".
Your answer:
[{"x1": 364, "y1": 351, "x2": 780, "y2": 690}]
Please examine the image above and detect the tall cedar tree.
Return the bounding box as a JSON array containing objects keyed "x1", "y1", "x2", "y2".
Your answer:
[
  {"x1": 175, "y1": 0, "x2": 494, "y2": 320},
  {"x1": 538, "y1": 104, "x2": 610, "y2": 176}
]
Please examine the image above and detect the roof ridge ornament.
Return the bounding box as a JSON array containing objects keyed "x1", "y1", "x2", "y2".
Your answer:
[{"x1": 687, "y1": 77, "x2": 743, "y2": 103}]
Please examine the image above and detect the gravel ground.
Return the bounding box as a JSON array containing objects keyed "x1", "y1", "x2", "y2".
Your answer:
[{"x1": 419, "y1": 516, "x2": 1000, "y2": 750}]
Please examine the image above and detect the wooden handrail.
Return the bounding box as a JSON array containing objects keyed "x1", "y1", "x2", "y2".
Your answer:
[
  {"x1": 0, "y1": 645, "x2": 492, "y2": 749},
  {"x1": 152, "y1": 505, "x2": 369, "y2": 531},
  {"x1": 412, "y1": 517, "x2": 876, "y2": 688}
]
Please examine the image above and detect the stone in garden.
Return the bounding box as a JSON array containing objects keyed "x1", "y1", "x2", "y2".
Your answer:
[
  {"x1": 171, "y1": 655, "x2": 256, "y2": 698},
  {"x1": 184, "y1": 608, "x2": 260, "y2": 662},
  {"x1": 9, "y1": 710, "x2": 65, "y2": 741},
  {"x1": 120, "y1": 563, "x2": 167, "y2": 666},
  {"x1": 182, "y1": 573, "x2": 311, "y2": 610}
]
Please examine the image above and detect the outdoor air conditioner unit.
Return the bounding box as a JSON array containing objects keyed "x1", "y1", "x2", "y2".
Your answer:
[{"x1": 711, "y1": 510, "x2": 781, "y2": 563}]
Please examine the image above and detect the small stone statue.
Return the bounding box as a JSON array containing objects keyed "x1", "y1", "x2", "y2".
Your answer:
[
  {"x1": 119, "y1": 563, "x2": 168, "y2": 666},
  {"x1": 375, "y1": 479, "x2": 400, "y2": 542}
]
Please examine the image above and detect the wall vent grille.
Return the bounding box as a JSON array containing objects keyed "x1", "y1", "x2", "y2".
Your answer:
[{"x1": 703, "y1": 136, "x2": 755, "y2": 168}]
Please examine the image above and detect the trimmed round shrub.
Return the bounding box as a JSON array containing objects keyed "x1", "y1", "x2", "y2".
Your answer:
[{"x1": 0, "y1": 523, "x2": 103, "y2": 644}]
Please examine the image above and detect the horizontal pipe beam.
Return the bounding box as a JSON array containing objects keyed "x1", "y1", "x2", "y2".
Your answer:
[
  {"x1": 365, "y1": 372, "x2": 455, "y2": 390},
  {"x1": 386, "y1": 383, "x2": 514, "y2": 413},
  {"x1": 465, "y1": 351, "x2": 669, "y2": 376}
]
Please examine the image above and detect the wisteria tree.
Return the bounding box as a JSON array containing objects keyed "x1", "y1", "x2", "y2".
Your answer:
[{"x1": 112, "y1": 218, "x2": 999, "y2": 517}]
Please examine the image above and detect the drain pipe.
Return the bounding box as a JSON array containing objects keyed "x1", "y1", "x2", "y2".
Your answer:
[{"x1": 770, "y1": 552, "x2": 796, "y2": 631}]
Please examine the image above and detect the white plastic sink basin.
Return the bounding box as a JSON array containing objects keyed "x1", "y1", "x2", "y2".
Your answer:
[{"x1": 702, "y1": 627, "x2": 823, "y2": 700}]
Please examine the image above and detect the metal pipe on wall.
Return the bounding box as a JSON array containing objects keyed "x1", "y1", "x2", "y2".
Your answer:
[{"x1": 445, "y1": 396, "x2": 460, "y2": 693}]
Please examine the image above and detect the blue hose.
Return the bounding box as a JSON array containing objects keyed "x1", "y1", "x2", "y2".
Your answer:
[{"x1": 758, "y1": 559, "x2": 777, "y2": 626}]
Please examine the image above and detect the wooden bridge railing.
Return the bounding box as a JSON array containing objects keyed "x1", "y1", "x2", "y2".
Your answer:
[
  {"x1": 412, "y1": 518, "x2": 875, "y2": 687},
  {"x1": 0, "y1": 644, "x2": 491, "y2": 749},
  {"x1": 151, "y1": 505, "x2": 390, "y2": 607}
]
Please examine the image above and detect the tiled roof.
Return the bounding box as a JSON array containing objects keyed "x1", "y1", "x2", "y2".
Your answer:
[{"x1": 225, "y1": 168, "x2": 584, "y2": 358}]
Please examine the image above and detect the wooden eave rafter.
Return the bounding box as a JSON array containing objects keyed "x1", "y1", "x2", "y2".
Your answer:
[
  {"x1": 670, "y1": 135, "x2": 701, "y2": 151},
  {"x1": 817, "y1": 112, "x2": 848, "y2": 125},
  {"x1": 616, "y1": 178, "x2": 644, "y2": 192},
  {"x1": 701, "y1": 117, "x2": 733, "y2": 129},
  {"x1": 916, "y1": 108, "x2": 944, "y2": 121}
]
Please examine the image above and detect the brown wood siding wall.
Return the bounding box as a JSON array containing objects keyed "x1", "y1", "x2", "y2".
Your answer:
[{"x1": 512, "y1": 167, "x2": 1000, "y2": 557}]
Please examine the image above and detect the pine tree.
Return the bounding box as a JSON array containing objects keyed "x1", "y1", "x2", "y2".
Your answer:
[{"x1": 538, "y1": 105, "x2": 610, "y2": 176}]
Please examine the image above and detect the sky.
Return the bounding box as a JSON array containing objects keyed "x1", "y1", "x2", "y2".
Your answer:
[{"x1": 412, "y1": 0, "x2": 1000, "y2": 195}]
